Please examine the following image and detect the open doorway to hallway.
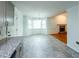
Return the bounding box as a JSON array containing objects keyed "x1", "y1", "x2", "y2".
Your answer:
[{"x1": 48, "y1": 11, "x2": 68, "y2": 44}]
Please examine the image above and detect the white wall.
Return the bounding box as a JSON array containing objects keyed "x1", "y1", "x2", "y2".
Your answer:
[
  {"x1": 67, "y1": 5, "x2": 79, "y2": 52},
  {"x1": 55, "y1": 13, "x2": 67, "y2": 24},
  {"x1": 7, "y1": 7, "x2": 23, "y2": 37},
  {"x1": 47, "y1": 18, "x2": 58, "y2": 34},
  {"x1": 23, "y1": 16, "x2": 29, "y2": 36},
  {"x1": 14, "y1": 7, "x2": 23, "y2": 36}
]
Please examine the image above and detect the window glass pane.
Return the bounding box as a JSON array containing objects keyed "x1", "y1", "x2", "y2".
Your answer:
[
  {"x1": 33, "y1": 20, "x2": 41, "y2": 29},
  {"x1": 28, "y1": 20, "x2": 32, "y2": 29},
  {"x1": 28, "y1": 19, "x2": 46, "y2": 29},
  {"x1": 42, "y1": 20, "x2": 46, "y2": 29},
  {"x1": 42, "y1": 20, "x2": 46, "y2": 24}
]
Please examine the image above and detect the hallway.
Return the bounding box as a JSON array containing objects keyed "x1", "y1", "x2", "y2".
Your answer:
[{"x1": 22, "y1": 34, "x2": 79, "y2": 58}]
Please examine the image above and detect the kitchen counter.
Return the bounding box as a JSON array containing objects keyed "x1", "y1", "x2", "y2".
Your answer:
[{"x1": 0, "y1": 37, "x2": 23, "y2": 58}]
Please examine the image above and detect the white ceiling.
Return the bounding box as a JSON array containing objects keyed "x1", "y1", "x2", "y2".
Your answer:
[{"x1": 12, "y1": 1, "x2": 79, "y2": 18}]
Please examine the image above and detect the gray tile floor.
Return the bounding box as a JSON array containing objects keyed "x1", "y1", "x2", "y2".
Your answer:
[{"x1": 22, "y1": 34, "x2": 79, "y2": 58}]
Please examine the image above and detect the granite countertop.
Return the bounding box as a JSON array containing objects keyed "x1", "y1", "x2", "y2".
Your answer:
[{"x1": 0, "y1": 37, "x2": 23, "y2": 58}]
